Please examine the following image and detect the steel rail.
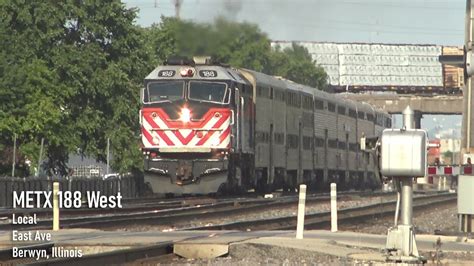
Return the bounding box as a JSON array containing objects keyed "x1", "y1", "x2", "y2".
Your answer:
[
  {"x1": 24, "y1": 242, "x2": 172, "y2": 266},
  {"x1": 1, "y1": 191, "x2": 398, "y2": 231},
  {"x1": 184, "y1": 193, "x2": 456, "y2": 231}
]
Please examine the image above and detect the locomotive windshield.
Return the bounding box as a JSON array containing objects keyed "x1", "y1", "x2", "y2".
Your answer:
[
  {"x1": 146, "y1": 81, "x2": 184, "y2": 103},
  {"x1": 188, "y1": 81, "x2": 227, "y2": 103}
]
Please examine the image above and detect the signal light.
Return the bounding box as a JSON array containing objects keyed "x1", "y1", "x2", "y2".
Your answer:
[{"x1": 180, "y1": 68, "x2": 194, "y2": 77}]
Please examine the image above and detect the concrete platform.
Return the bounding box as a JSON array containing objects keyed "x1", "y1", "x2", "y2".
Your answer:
[{"x1": 0, "y1": 229, "x2": 472, "y2": 262}]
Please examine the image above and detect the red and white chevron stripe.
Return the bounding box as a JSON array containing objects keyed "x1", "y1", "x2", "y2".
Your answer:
[{"x1": 141, "y1": 107, "x2": 231, "y2": 151}]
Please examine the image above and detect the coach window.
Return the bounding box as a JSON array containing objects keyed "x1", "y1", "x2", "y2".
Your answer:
[
  {"x1": 188, "y1": 81, "x2": 227, "y2": 103},
  {"x1": 314, "y1": 137, "x2": 324, "y2": 147},
  {"x1": 328, "y1": 102, "x2": 336, "y2": 112},
  {"x1": 147, "y1": 81, "x2": 184, "y2": 103},
  {"x1": 367, "y1": 113, "x2": 374, "y2": 122},
  {"x1": 337, "y1": 106, "x2": 346, "y2": 115},
  {"x1": 349, "y1": 109, "x2": 357, "y2": 118},
  {"x1": 315, "y1": 99, "x2": 324, "y2": 110},
  {"x1": 328, "y1": 139, "x2": 337, "y2": 148}
]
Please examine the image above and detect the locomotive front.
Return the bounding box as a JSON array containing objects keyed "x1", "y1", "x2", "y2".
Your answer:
[{"x1": 140, "y1": 58, "x2": 244, "y2": 194}]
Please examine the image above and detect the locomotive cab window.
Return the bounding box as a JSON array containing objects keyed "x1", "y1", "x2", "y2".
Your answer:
[
  {"x1": 146, "y1": 81, "x2": 184, "y2": 103},
  {"x1": 188, "y1": 81, "x2": 228, "y2": 103}
]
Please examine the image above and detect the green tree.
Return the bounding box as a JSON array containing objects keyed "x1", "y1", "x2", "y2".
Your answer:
[
  {"x1": 269, "y1": 43, "x2": 328, "y2": 90},
  {"x1": 142, "y1": 16, "x2": 179, "y2": 66},
  {"x1": 0, "y1": 0, "x2": 152, "y2": 175},
  {"x1": 145, "y1": 17, "x2": 327, "y2": 85}
]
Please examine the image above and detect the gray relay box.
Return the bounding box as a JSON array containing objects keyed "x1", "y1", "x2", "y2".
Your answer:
[{"x1": 380, "y1": 129, "x2": 427, "y2": 177}]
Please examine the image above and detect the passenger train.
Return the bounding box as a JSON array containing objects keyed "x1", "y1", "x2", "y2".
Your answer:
[{"x1": 140, "y1": 57, "x2": 391, "y2": 195}]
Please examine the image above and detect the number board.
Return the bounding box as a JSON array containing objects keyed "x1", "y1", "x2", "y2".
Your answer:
[
  {"x1": 199, "y1": 70, "x2": 218, "y2": 78},
  {"x1": 158, "y1": 70, "x2": 176, "y2": 77}
]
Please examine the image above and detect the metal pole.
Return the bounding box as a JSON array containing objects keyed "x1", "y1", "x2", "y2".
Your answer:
[
  {"x1": 402, "y1": 106, "x2": 415, "y2": 130},
  {"x1": 106, "y1": 138, "x2": 110, "y2": 175},
  {"x1": 37, "y1": 138, "x2": 44, "y2": 177},
  {"x1": 400, "y1": 179, "x2": 413, "y2": 225},
  {"x1": 465, "y1": 0, "x2": 473, "y2": 152},
  {"x1": 12, "y1": 133, "x2": 17, "y2": 177},
  {"x1": 463, "y1": 0, "x2": 474, "y2": 153},
  {"x1": 174, "y1": 0, "x2": 182, "y2": 19},
  {"x1": 385, "y1": 106, "x2": 423, "y2": 261},
  {"x1": 401, "y1": 106, "x2": 414, "y2": 226}
]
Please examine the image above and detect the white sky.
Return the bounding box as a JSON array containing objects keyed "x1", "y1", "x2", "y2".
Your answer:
[
  {"x1": 124, "y1": 0, "x2": 464, "y2": 137},
  {"x1": 124, "y1": 0, "x2": 465, "y2": 45}
]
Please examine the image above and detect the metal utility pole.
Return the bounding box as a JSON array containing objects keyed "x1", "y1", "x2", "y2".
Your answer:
[
  {"x1": 464, "y1": 0, "x2": 474, "y2": 155},
  {"x1": 174, "y1": 0, "x2": 183, "y2": 19},
  {"x1": 439, "y1": 1, "x2": 474, "y2": 156},
  {"x1": 12, "y1": 133, "x2": 17, "y2": 177},
  {"x1": 106, "y1": 138, "x2": 110, "y2": 175},
  {"x1": 457, "y1": 0, "x2": 474, "y2": 233},
  {"x1": 384, "y1": 106, "x2": 426, "y2": 263},
  {"x1": 400, "y1": 107, "x2": 414, "y2": 228},
  {"x1": 36, "y1": 138, "x2": 44, "y2": 177}
]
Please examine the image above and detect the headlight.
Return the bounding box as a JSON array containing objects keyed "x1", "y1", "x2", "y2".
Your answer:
[{"x1": 180, "y1": 107, "x2": 191, "y2": 123}]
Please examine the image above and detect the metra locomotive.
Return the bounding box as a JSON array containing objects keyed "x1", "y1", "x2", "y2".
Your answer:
[{"x1": 140, "y1": 57, "x2": 391, "y2": 195}]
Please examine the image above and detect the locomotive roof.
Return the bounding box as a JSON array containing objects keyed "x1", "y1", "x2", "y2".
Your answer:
[
  {"x1": 144, "y1": 64, "x2": 388, "y2": 116},
  {"x1": 145, "y1": 65, "x2": 248, "y2": 84}
]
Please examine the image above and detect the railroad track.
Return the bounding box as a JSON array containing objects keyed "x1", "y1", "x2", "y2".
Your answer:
[
  {"x1": 186, "y1": 192, "x2": 456, "y2": 231},
  {"x1": 1, "y1": 190, "x2": 398, "y2": 231},
  {"x1": 1, "y1": 192, "x2": 455, "y2": 265},
  {"x1": 0, "y1": 192, "x2": 448, "y2": 230},
  {"x1": 0, "y1": 196, "x2": 219, "y2": 219}
]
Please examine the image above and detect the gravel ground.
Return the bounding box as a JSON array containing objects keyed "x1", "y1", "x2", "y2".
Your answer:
[
  {"x1": 130, "y1": 243, "x2": 354, "y2": 265},
  {"x1": 132, "y1": 242, "x2": 474, "y2": 265},
  {"x1": 119, "y1": 195, "x2": 398, "y2": 232},
  {"x1": 341, "y1": 201, "x2": 474, "y2": 264},
  {"x1": 124, "y1": 197, "x2": 474, "y2": 265},
  {"x1": 341, "y1": 201, "x2": 459, "y2": 235}
]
